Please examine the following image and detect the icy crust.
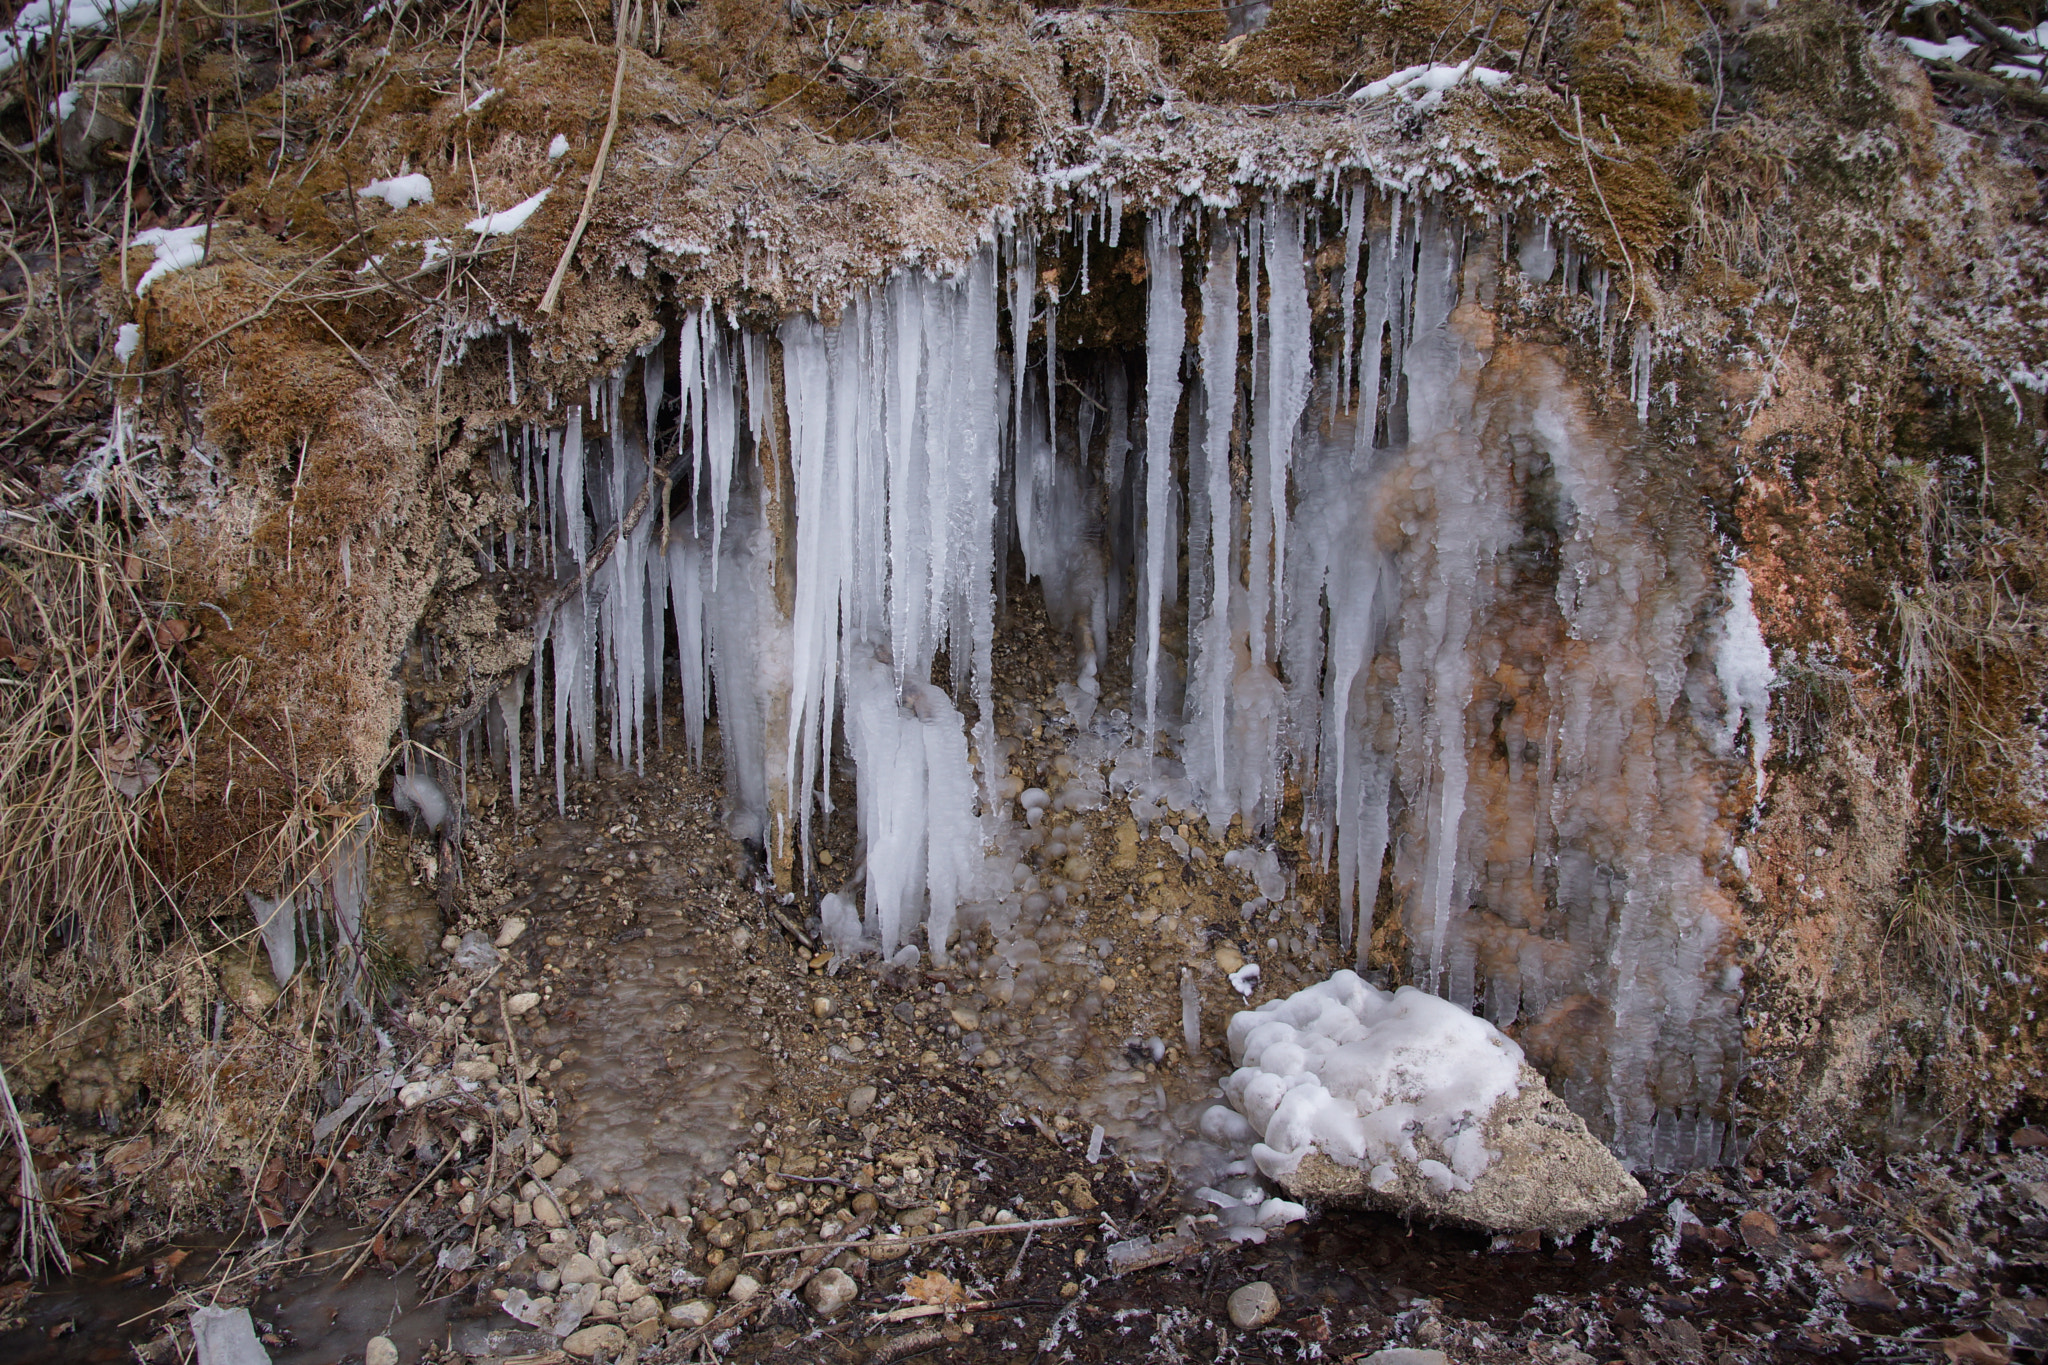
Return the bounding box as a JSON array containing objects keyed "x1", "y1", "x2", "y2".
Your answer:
[
  {"x1": 1213, "y1": 971, "x2": 1522, "y2": 1192},
  {"x1": 1210, "y1": 975, "x2": 1644, "y2": 1235}
]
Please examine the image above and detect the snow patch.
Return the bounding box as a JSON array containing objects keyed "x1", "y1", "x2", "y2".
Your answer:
[
  {"x1": 548, "y1": 133, "x2": 570, "y2": 160},
  {"x1": 1, "y1": 0, "x2": 152, "y2": 76},
  {"x1": 131, "y1": 225, "x2": 209, "y2": 297},
  {"x1": 1215, "y1": 970, "x2": 1522, "y2": 1186},
  {"x1": 113, "y1": 323, "x2": 141, "y2": 365},
  {"x1": 467, "y1": 188, "x2": 550, "y2": 237},
  {"x1": 358, "y1": 174, "x2": 434, "y2": 211},
  {"x1": 1351, "y1": 61, "x2": 1510, "y2": 109}
]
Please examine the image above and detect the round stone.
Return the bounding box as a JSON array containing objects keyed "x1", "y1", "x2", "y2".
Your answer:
[
  {"x1": 804, "y1": 1266, "x2": 857, "y2": 1317},
  {"x1": 1227, "y1": 1280, "x2": 1280, "y2": 1330},
  {"x1": 365, "y1": 1337, "x2": 398, "y2": 1365},
  {"x1": 562, "y1": 1323, "x2": 627, "y2": 1359}
]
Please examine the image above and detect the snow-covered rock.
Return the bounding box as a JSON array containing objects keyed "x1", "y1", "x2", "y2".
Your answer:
[{"x1": 1209, "y1": 972, "x2": 1643, "y2": 1235}]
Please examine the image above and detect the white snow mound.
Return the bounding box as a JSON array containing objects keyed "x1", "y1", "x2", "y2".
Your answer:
[
  {"x1": 1217, "y1": 970, "x2": 1522, "y2": 1192},
  {"x1": 467, "y1": 188, "x2": 550, "y2": 237},
  {"x1": 358, "y1": 174, "x2": 435, "y2": 211},
  {"x1": 132, "y1": 225, "x2": 210, "y2": 297}
]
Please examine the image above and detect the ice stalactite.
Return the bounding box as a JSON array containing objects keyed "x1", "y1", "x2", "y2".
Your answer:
[
  {"x1": 1138, "y1": 208, "x2": 1184, "y2": 749},
  {"x1": 780, "y1": 253, "x2": 1004, "y2": 960}
]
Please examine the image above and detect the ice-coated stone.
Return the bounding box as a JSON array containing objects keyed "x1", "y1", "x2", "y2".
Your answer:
[
  {"x1": 1217, "y1": 972, "x2": 1642, "y2": 1235},
  {"x1": 364, "y1": 1338, "x2": 398, "y2": 1365},
  {"x1": 1273, "y1": 1059, "x2": 1643, "y2": 1234},
  {"x1": 191, "y1": 1307, "x2": 270, "y2": 1365}
]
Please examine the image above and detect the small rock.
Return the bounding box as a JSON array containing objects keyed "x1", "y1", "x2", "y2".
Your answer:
[
  {"x1": 562, "y1": 1323, "x2": 627, "y2": 1358},
  {"x1": 2013, "y1": 1126, "x2": 2048, "y2": 1149},
  {"x1": 496, "y1": 917, "x2": 529, "y2": 947},
  {"x1": 852, "y1": 1191, "x2": 880, "y2": 1216},
  {"x1": 533, "y1": 1195, "x2": 565, "y2": 1228},
  {"x1": 665, "y1": 1299, "x2": 715, "y2": 1329},
  {"x1": 1227, "y1": 1280, "x2": 1279, "y2": 1329},
  {"x1": 506, "y1": 992, "x2": 541, "y2": 1016},
  {"x1": 1214, "y1": 945, "x2": 1245, "y2": 975},
  {"x1": 703, "y1": 1258, "x2": 741, "y2": 1298},
  {"x1": 949, "y1": 1006, "x2": 981, "y2": 1030},
  {"x1": 533, "y1": 1152, "x2": 562, "y2": 1179},
  {"x1": 864, "y1": 1236, "x2": 911, "y2": 1262},
  {"x1": 622, "y1": 1294, "x2": 663, "y2": 1324},
  {"x1": 365, "y1": 1336, "x2": 399, "y2": 1365},
  {"x1": 728, "y1": 1272, "x2": 762, "y2": 1303},
  {"x1": 561, "y1": 1252, "x2": 605, "y2": 1285},
  {"x1": 812, "y1": 996, "x2": 836, "y2": 1018},
  {"x1": 804, "y1": 1267, "x2": 857, "y2": 1317},
  {"x1": 846, "y1": 1085, "x2": 878, "y2": 1118}
]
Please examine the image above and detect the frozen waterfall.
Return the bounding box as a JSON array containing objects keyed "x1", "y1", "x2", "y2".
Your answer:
[{"x1": 461, "y1": 187, "x2": 1763, "y2": 1168}]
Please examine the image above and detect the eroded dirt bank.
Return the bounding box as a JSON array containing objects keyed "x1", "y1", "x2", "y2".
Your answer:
[{"x1": 1, "y1": 0, "x2": 2047, "y2": 1360}]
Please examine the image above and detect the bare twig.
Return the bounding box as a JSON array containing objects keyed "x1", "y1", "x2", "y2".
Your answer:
[
  {"x1": 743, "y1": 1213, "x2": 1094, "y2": 1260},
  {"x1": 0, "y1": 1061, "x2": 70, "y2": 1278},
  {"x1": 538, "y1": 38, "x2": 627, "y2": 313}
]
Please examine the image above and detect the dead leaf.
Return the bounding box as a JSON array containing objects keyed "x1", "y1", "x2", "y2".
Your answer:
[
  {"x1": 121, "y1": 554, "x2": 143, "y2": 579},
  {"x1": 1738, "y1": 1209, "x2": 1786, "y2": 1255},
  {"x1": 1941, "y1": 1332, "x2": 2011, "y2": 1364},
  {"x1": 152, "y1": 618, "x2": 193, "y2": 646},
  {"x1": 22, "y1": 1127, "x2": 57, "y2": 1147},
  {"x1": 900, "y1": 1269, "x2": 967, "y2": 1307},
  {"x1": 105, "y1": 1136, "x2": 153, "y2": 1180},
  {"x1": 0, "y1": 1280, "x2": 30, "y2": 1308},
  {"x1": 1836, "y1": 1266, "x2": 1900, "y2": 1310}
]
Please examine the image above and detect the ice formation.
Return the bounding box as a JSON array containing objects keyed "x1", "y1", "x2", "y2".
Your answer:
[
  {"x1": 1212, "y1": 971, "x2": 1523, "y2": 1192},
  {"x1": 463, "y1": 186, "x2": 1763, "y2": 1166}
]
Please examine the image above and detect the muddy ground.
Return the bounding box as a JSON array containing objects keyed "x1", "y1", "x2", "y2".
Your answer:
[{"x1": 5, "y1": 695, "x2": 2048, "y2": 1365}]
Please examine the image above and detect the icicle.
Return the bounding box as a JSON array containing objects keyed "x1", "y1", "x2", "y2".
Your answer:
[
  {"x1": 1632, "y1": 323, "x2": 1654, "y2": 421},
  {"x1": 506, "y1": 333, "x2": 520, "y2": 406},
  {"x1": 1191, "y1": 215, "x2": 1239, "y2": 830},
  {"x1": 1140, "y1": 208, "x2": 1184, "y2": 750},
  {"x1": 1337, "y1": 184, "x2": 1365, "y2": 415},
  {"x1": 498, "y1": 674, "x2": 525, "y2": 808},
  {"x1": 1250, "y1": 199, "x2": 1311, "y2": 668}
]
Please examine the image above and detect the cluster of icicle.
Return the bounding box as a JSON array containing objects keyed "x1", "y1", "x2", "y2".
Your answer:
[{"x1": 468, "y1": 186, "x2": 1767, "y2": 1167}]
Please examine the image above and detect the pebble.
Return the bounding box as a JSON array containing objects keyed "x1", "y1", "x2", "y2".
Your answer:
[
  {"x1": 665, "y1": 1299, "x2": 715, "y2": 1329},
  {"x1": 1214, "y1": 945, "x2": 1245, "y2": 975},
  {"x1": 1227, "y1": 1280, "x2": 1280, "y2": 1330},
  {"x1": 560, "y1": 1252, "x2": 605, "y2": 1285},
  {"x1": 532, "y1": 1194, "x2": 565, "y2": 1228},
  {"x1": 703, "y1": 1258, "x2": 741, "y2": 1298},
  {"x1": 562, "y1": 1323, "x2": 627, "y2": 1359},
  {"x1": 495, "y1": 917, "x2": 529, "y2": 947},
  {"x1": 506, "y1": 991, "x2": 541, "y2": 1016},
  {"x1": 805, "y1": 1266, "x2": 857, "y2": 1316},
  {"x1": 812, "y1": 996, "x2": 836, "y2": 1018},
  {"x1": 728, "y1": 1272, "x2": 762, "y2": 1303},
  {"x1": 365, "y1": 1337, "x2": 398, "y2": 1365},
  {"x1": 846, "y1": 1085, "x2": 878, "y2": 1117}
]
